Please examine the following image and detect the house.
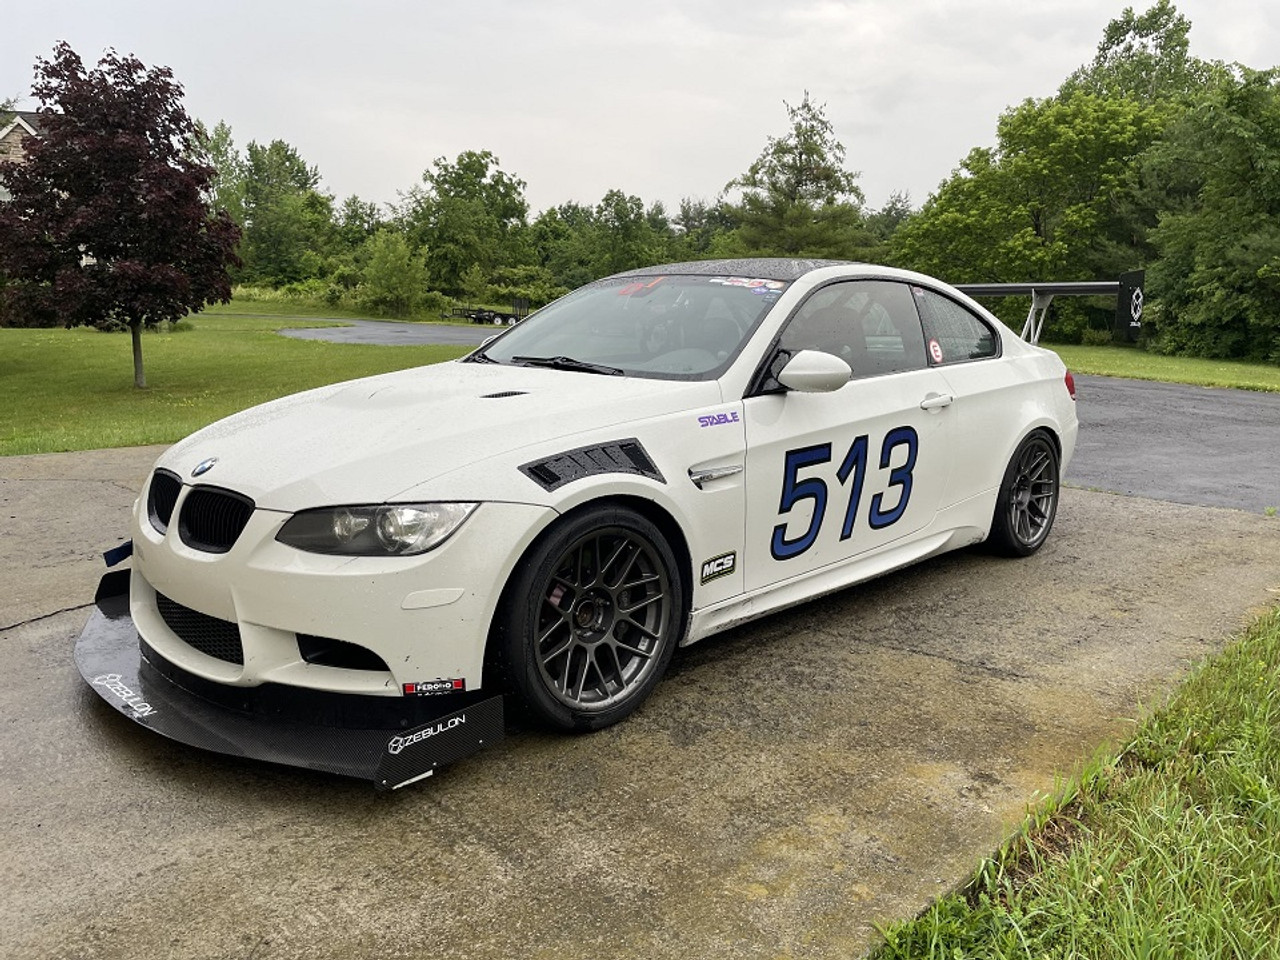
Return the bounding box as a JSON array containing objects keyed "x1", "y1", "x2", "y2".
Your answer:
[{"x1": 0, "y1": 110, "x2": 43, "y2": 201}]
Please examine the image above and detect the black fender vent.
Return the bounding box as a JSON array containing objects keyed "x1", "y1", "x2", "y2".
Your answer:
[
  {"x1": 480, "y1": 391, "x2": 528, "y2": 399},
  {"x1": 178, "y1": 486, "x2": 255, "y2": 554},
  {"x1": 147, "y1": 469, "x2": 182, "y2": 534},
  {"x1": 520, "y1": 439, "x2": 665, "y2": 492},
  {"x1": 156, "y1": 593, "x2": 244, "y2": 665}
]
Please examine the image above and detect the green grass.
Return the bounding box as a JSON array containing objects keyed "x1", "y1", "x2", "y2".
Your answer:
[
  {"x1": 875, "y1": 606, "x2": 1280, "y2": 959},
  {"x1": 0, "y1": 315, "x2": 469, "y2": 456},
  {"x1": 1052, "y1": 344, "x2": 1280, "y2": 392}
]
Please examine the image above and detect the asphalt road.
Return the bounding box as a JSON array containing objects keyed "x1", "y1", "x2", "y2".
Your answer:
[
  {"x1": 1071, "y1": 374, "x2": 1280, "y2": 514},
  {"x1": 276, "y1": 317, "x2": 497, "y2": 346},
  {"x1": 2, "y1": 368, "x2": 1279, "y2": 960}
]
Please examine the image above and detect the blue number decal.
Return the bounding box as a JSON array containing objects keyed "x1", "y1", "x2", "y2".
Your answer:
[
  {"x1": 868, "y1": 426, "x2": 918, "y2": 529},
  {"x1": 773, "y1": 426, "x2": 919, "y2": 559},
  {"x1": 836, "y1": 434, "x2": 868, "y2": 541},
  {"x1": 771, "y1": 444, "x2": 831, "y2": 560}
]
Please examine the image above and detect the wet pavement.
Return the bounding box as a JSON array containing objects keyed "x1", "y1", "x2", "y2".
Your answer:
[{"x1": 276, "y1": 317, "x2": 497, "y2": 347}]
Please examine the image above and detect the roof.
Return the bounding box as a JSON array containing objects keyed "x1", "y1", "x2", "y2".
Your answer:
[
  {"x1": 0, "y1": 111, "x2": 43, "y2": 140},
  {"x1": 611, "y1": 258, "x2": 856, "y2": 283}
]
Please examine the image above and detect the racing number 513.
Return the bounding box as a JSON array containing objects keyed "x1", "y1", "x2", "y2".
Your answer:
[{"x1": 770, "y1": 426, "x2": 919, "y2": 561}]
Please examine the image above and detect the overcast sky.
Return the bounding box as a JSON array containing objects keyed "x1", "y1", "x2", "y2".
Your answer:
[{"x1": 4, "y1": 1, "x2": 1278, "y2": 216}]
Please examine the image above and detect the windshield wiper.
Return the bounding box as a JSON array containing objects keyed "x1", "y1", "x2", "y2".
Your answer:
[
  {"x1": 463, "y1": 351, "x2": 497, "y2": 363},
  {"x1": 510, "y1": 355, "x2": 624, "y2": 376}
]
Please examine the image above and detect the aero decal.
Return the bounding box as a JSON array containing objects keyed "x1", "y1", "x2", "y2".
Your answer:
[
  {"x1": 91, "y1": 673, "x2": 157, "y2": 717},
  {"x1": 700, "y1": 552, "x2": 737, "y2": 584},
  {"x1": 387, "y1": 715, "x2": 467, "y2": 755}
]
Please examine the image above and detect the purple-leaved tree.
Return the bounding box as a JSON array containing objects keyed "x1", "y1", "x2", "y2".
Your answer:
[{"x1": 0, "y1": 42, "x2": 241, "y2": 387}]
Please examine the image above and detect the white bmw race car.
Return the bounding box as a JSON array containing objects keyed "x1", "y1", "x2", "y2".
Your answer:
[{"x1": 76, "y1": 258, "x2": 1077, "y2": 789}]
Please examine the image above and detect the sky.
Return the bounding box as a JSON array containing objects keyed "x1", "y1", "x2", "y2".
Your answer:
[{"x1": 3, "y1": 1, "x2": 1278, "y2": 217}]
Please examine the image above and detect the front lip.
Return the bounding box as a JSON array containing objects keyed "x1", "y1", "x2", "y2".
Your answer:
[{"x1": 75, "y1": 570, "x2": 503, "y2": 790}]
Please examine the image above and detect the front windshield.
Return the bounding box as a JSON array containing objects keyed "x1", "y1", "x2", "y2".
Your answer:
[{"x1": 475, "y1": 274, "x2": 790, "y2": 380}]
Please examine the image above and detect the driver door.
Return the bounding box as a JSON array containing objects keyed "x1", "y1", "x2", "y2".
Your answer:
[{"x1": 742, "y1": 279, "x2": 957, "y2": 593}]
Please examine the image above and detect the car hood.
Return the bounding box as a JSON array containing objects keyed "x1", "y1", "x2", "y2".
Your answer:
[{"x1": 159, "y1": 361, "x2": 723, "y2": 510}]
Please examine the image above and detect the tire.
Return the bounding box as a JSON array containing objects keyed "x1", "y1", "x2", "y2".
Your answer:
[
  {"x1": 988, "y1": 430, "x2": 1060, "y2": 557},
  {"x1": 495, "y1": 505, "x2": 685, "y2": 731}
]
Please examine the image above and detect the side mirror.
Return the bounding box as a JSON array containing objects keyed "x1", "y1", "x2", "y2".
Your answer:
[{"x1": 777, "y1": 349, "x2": 851, "y2": 393}]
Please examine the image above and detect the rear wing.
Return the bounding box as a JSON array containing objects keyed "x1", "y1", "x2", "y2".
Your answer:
[{"x1": 953, "y1": 270, "x2": 1144, "y2": 345}]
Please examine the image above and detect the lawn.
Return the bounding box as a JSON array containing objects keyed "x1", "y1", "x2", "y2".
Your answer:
[
  {"x1": 0, "y1": 315, "x2": 469, "y2": 456},
  {"x1": 874, "y1": 606, "x2": 1280, "y2": 959},
  {"x1": 1052, "y1": 344, "x2": 1280, "y2": 392}
]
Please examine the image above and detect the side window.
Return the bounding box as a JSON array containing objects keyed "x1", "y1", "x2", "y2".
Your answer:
[
  {"x1": 913, "y1": 287, "x2": 999, "y2": 364},
  {"x1": 777, "y1": 280, "x2": 927, "y2": 380}
]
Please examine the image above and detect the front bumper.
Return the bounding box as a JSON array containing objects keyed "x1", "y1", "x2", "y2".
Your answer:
[{"x1": 75, "y1": 570, "x2": 503, "y2": 790}]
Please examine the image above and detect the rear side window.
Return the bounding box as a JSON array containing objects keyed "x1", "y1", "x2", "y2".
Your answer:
[{"x1": 913, "y1": 287, "x2": 999, "y2": 365}]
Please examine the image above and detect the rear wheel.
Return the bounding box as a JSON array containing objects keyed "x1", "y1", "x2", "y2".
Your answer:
[
  {"x1": 496, "y1": 505, "x2": 684, "y2": 731},
  {"x1": 989, "y1": 431, "x2": 1059, "y2": 557}
]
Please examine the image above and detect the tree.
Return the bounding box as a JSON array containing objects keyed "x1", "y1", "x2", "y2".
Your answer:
[
  {"x1": 669, "y1": 197, "x2": 737, "y2": 261},
  {"x1": 1143, "y1": 69, "x2": 1280, "y2": 360},
  {"x1": 720, "y1": 92, "x2": 873, "y2": 258},
  {"x1": 866, "y1": 191, "x2": 914, "y2": 244},
  {"x1": 237, "y1": 139, "x2": 334, "y2": 284},
  {"x1": 529, "y1": 202, "x2": 599, "y2": 290},
  {"x1": 399, "y1": 149, "x2": 529, "y2": 294},
  {"x1": 199, "y1": 119, "x2": 245, "y2": 227},
  {"x1": 889, "y1": 91, "x2": 1163, "y2": 336},
  {"x1": 594, "y1": 189, "x2": 662, "y2": 275},
  {"x1": 357, "y1": 228, "x2": 427, "y2": 317},
  {"x1": 336, "y1": 194, "x2": 384, "y2": 250},
  {"x1": 1061, "y1": 0, "x2": 1215, "y2": 102},
  {"x1": 0, "y1": 43, "x2": 240, "y2": 387}
]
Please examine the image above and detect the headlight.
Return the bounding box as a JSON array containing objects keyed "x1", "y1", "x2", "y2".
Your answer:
[{"x1": 276, "y1": 503, "x2": 478, "y2": 556}]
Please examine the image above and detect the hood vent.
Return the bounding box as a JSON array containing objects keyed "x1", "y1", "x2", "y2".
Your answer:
[
  {"x1": 480, "y1": 391, "x2": 528, "y2": 399},
  {"x1": 520, "y1": 439, "x2": 665, "y2": 492}
]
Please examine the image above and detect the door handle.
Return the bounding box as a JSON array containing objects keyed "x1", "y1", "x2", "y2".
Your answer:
[{"x1": 919, "y1": 392, "x2": 954, "y2": 411}]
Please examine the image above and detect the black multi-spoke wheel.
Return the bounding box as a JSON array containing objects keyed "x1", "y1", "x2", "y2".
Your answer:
[
  {"x1": 496, "y1": 505, "x2": 684, "y2": 731},
  {"x1": 989, "y1": 431, "x2": 1060, "y2": 557}
]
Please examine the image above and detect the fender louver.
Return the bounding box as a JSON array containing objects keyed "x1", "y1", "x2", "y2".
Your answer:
[{"x1": 520, "y1": 439, "x2": 665, "y2": 492}]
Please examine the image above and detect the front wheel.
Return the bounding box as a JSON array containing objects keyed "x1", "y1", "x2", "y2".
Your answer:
[
  {"x1": 495, "y1": 505, "x2": 685, "y2": 731},
  {"x1": 989, "y1": 431, "x2": 1060, "y2": 557}
]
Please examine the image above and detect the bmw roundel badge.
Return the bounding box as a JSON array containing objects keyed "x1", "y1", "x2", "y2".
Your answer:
[{"x1": 191, "y1": 457, "x2": 219, "y2": 478}]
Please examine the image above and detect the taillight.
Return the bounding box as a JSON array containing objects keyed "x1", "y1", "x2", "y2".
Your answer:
[{"x1": 1064, "y1": 370, "x2": 1076, "y2": 400}]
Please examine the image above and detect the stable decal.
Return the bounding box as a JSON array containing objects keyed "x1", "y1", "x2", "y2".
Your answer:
[{"x1": 698, "y1": 411, "x2": 741, "y2": 428}]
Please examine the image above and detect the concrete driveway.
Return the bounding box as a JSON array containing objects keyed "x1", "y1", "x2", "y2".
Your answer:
[{"x1": 2, "y1": 379, "x2": 1279, "y2": 960}]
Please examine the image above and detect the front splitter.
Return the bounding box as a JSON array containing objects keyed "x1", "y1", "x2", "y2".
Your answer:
[{"x1": 74, "y1": 572, "x2": 503, "y2": 790}]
